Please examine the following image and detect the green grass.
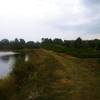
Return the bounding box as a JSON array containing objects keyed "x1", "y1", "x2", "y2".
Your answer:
[
  {"x1": 0, "y1": 76, "x2": 16, "y2": 100},
  {"x1": 0, "y1": 49, "x2": 100, "y2": 100},
  {"x1": 42, "y1": 44, "x2": 100, "y2": 58}
]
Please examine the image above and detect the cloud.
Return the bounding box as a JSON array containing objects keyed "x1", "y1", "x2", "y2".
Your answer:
[
  {"x1": 0, "y1": 0, "x2": 100, "y2": 41},
  {"x1": 48, "y1": 0, "x2": 100, "y2": 35},
  {"x1": 82, "y1": 0, "x2": 100, "y2": 7}
]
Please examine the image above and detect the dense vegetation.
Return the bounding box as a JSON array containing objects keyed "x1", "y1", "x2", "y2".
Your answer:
[
  {"x1": 0, "y1": 38, "x2": 100, "y2": 100},
  {"x1": 0, "y1": 38, "x2": 40, "y2": 50},
  {"x1": 0, "y1": 49, "x2": 100, "y2": 100},
  {"x1": 0, "y1": 37, "x2": 100, "y2": 50},
  {"x1": 0, "y1": 37, "x2": 100, "y2": 58}
]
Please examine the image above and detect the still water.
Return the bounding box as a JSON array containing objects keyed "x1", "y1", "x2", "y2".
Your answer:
[{"x1": 0, "y1": 51, "x2": 28, "y2": 78}]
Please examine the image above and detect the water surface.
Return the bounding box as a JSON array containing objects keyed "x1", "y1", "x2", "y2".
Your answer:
[{"x1": 0, "y1": 51, "x2": 28, "y2": 78}]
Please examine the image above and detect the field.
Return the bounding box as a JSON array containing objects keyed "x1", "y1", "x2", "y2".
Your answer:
[{"x1": 0, "y1": 49, "x2": 100, "y2": 100}]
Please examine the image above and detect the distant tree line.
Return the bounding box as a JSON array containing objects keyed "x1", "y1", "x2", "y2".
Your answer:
[
  {"x1": 0, "y1": 38, "x2": 40, "y2": 50},
  {"x1": 0, "y1": 37, "x2": 100, "y2": 50},
  {"x1": 41, "y1": 37, "x2": 100, "y2": 58},
  {"x1": 41, "y1": 37, "x2": 100, "y2": 50}
]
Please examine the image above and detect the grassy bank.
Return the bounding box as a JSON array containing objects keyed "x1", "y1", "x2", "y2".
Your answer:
[{"x1": 0, "y1": 49, "x2": 100, "y2": 100}]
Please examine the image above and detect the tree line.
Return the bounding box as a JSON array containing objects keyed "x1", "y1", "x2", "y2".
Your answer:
[
  {"x1": 41, "y1": 37, "x2": 100, "y2": 50},
  {"x1": 0, "y1": 38, "x2": 40, "y2": 50},
  {"x1": 0, "y1": 37, "x2": 100, "y2": 50}
]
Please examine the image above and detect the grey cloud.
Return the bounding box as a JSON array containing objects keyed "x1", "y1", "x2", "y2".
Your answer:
[
  {"x1": 47, "y1": 0, "x2": 100, "y2": 35},
  {"x1": 48, "y1": 15, "x2": 100, "y2": 35},
  {"x1": 82, "y1": 0, "x2": 100, "y2": 13},
  {"x1": 81, "y1": 0, "x2": 100, "y2": 19},
  {"x1": 0, "y1": 0, "x2": 100, "y2": 41},
  {"x1": 82, "y1": 0, "x2": 100, "y2": 7}
]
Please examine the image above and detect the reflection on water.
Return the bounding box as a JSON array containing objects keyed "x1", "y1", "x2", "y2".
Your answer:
[
  {"x1": 0, "y1": 55, "x2": 15, "y2": 78},
  {"x1": 0, "y1": 52, "x2": 18, "y2": 57},
  {"x1": 25, "y1": 55, "x2": 29, "y2": 62},
  {"x1": 0, "y1": 56, "x2": 10, "y2": 62},
  {"x1": 0, "y1": 52, "x2": 29, "y2": 78}
]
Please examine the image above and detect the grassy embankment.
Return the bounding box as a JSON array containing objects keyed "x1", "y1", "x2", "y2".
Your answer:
[
  {"x1": 41, "y1": 43, "x2": 100, "y2": 58},
  {"x1": 0, "y1": 49, "x2": 100, "y2": 100}
]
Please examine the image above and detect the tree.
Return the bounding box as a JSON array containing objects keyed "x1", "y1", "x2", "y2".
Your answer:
[
  {"x1": 96, "y1": 40, "x2": 100, "y2": 50},
  {"x1": 53, "y1": 38, "x2": 63, "y2": 45},
  {"x1": 19, "y1": 39, "x2": 25, "y2": 49},
  {"x1": 0, "y1": 39, "x2": 9, "y2": 49},
  {"x1": 64, "y1": 40, "x2": 73, "y2": 47},
  {"x1": 14, "y1": 38, "x2": 20, "y2": 49},
  {"x1": 74, "y1": 37, "x2": 83, "y2": 48},
  {"x1": 42, "y1": 38, "x2": 52, "y2": 44},
  {"x1": 26, "y1": 41, "x2": 35, "y2": 49}
]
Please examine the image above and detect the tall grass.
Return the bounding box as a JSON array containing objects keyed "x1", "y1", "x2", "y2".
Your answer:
[
  {"x1": 0, "y1": 49, "x2": 100, "y2": 100},
  {"x1": 0, "y1": 52, "x2": 35, "y2": 100},
  {"x1": 0, "y1": 76, "x2": 16, "y2": 100}
]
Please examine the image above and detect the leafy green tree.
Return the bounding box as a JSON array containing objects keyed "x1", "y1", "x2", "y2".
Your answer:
[
  {"x1": 26, "y1": 41, "x2": 35, "y2": 49},
  {"x1": 88, "y1": 40, "x2": 96, "y2": 48},
  {"x1": 74, "y1": 37, "x2": 83, "y2": 48},
  {"x1": 19, "y1": 39, "x2": 25, "y2": 49},
  {"x1": 53, "y1": 38, "x2": 63, "y2": 45},
  {"x1": 0, "y1": 39, "x2": 9, "y2": 49},
  {"x1": 42, "y1": 38, "x2": 52, "y2": 44},
  {"x1": 96, "y1": 40, "x2": 100, "y2": 50},
  {"x1": 64, "y1": 40, "x2": 74, "y2": 47}
]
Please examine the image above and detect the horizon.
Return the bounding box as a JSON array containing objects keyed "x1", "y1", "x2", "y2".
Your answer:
[{"x1": 0, "y1": 36, "x2": 100, "y2": 42}]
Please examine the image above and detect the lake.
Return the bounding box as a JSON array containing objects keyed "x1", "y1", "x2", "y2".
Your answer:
[{"x1": 0, "y1": 51, "x2": 28, "y2": 78}]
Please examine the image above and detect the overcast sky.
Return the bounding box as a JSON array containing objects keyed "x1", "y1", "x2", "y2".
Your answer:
[{"x1": 0, "y1": 0, "x2": 100, "y2": 41}]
